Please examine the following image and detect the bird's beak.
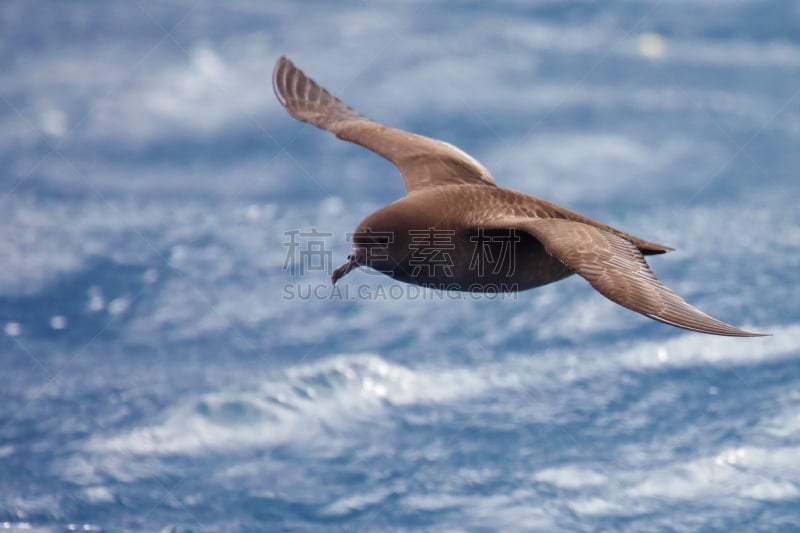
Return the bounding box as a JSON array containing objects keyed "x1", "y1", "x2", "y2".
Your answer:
[{"x1": 331, "y1": 249, "x2": 363, "y2": 285}]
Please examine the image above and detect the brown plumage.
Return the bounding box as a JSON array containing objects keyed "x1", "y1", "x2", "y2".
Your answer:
[{"x1": 273, "y1": 55, "x2": 768, "y2": 337}]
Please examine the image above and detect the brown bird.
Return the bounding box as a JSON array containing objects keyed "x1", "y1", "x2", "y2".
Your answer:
[{"x1": 273, "y1": 56, "x2": 768, "y2": 337}]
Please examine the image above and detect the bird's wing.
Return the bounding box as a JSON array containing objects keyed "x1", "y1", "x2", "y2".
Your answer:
[
  {"x1": 273, "y1": 56, "x2": 497, "y2": 194},
  {"x1": 483, "y1": 216, "x2": 768, "y2": 337}
]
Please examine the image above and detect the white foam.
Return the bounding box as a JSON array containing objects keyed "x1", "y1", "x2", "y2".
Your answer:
[
  {"x1": 534, "y1": 465, "x2": 608, "y2": 489},
  {"x1": 449, "y1": 489, "x2": 555, "y2": 531},
  {"x1": 87, "y1": 353, "x2": 493, "y2": 460},
  {"x1": 485, "y1": 132, "x2": 730, "y2": 206},
  {"x1": 89, "y1": 42, "x2": 275, "y2": 143},
  {"x1": 628, "y1": 446, "x2": 800, "y2": 502},
  {"x1": 568, "y1": 497, "x2": 629, "y2": 517},
  {"x1": 4, "y1": 322, "x2": 22, "y2": 337},
  {"x1": 616, "y1": 323, "x2": 800, "y2": 371},
  {"x1": 83, "y1": 312, "x2": 800, "y2": 484},
  {"x1": 739, "y1": 481, "x2": 800, "y2": 501},
  {"x1": 321, "y1": 486, "x2": 395, "y2": 516}
]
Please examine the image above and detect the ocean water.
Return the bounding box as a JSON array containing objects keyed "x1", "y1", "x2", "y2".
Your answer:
[{"x1": 2, "y1": 1, "x2": 800, "y2": 531}]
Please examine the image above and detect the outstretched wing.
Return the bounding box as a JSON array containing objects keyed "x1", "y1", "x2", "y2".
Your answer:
[
  {"x1": 273, "y1": 56, "x2": 497, "y2": 194},
  {"x1": 487, "y1": 217, "x2": 768, "y2": 337}
]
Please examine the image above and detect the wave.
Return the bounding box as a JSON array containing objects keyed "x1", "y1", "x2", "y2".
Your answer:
[
  {"x1": 86, "y1": 353, "x2": 491, "y2": 459},
  {"x1": 86, "y1": 321, "x2": 797, "y2": 461}
]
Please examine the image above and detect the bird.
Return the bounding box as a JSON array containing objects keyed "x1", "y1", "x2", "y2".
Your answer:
[{"x1": 272, "y1": 55, "x2": 768, "y2": 337}]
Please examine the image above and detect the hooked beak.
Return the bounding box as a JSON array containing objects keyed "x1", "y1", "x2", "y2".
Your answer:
[{"x1": 331, "y1": 249, "x2": 364, "y2": 285}]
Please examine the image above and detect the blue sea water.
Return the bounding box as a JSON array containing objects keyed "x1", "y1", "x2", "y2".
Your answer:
[{"x1": 2, "y1": 1, "x2": 800, "y2": 531}]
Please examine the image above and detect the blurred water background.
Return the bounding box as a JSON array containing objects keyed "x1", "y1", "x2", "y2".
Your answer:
[{"x1": 1, "y1": 1, "x2": 799, "y2": 531}]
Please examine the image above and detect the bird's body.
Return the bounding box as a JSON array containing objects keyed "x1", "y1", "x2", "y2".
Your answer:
[
  {"x1": 356, "y1": 184, "x2": 666, "y2": 292},
  {"x1": 351, "y1": 185, "x2": 571, "y2": 291},
  {"x1": 273, "y1": 56, "x2": 768, "y2": 337}
]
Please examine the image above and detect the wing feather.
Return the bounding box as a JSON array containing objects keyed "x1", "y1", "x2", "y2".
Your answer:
[
  {"x1": 487, "y1": 217, "x2": 768, "y2": 337},
  {"x1": 273, "y1": 56, "x2": 497, "y2": 193}
]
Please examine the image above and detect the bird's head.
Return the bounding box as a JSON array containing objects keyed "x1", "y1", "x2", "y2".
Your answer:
[{"x1": 331, "y1": 206, "x2": 416, "y2": 285}]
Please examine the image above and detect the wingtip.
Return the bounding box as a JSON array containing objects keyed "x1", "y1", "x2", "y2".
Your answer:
[
  {"x1": 641, "y1": 243, "x2": 675, "y2": 256},
  {"x1": 714, "y1": 324, "x2": 773, "y2": 338},
  {"x1": 727, "y1": 331, "x2": 772, "y2": 338},
  {"x1": 272, "y1": 55, "x2": 292, "y2": 107},
  {"x1": 645, "y1": 313, "x2": 771, "y2": 338},
  {"x1": 740, "y1": 330, "x2": 772, "y2": 337}
]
